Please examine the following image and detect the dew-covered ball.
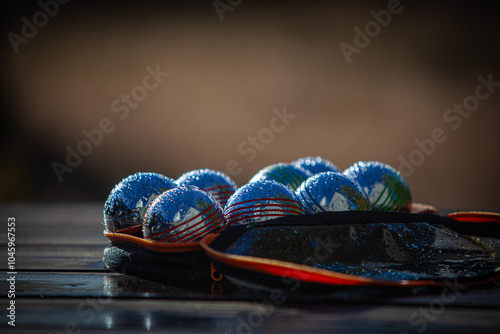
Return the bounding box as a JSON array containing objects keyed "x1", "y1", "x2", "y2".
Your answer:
[
  {"x1": 248, "y1": 163, "x2": 311, "y2": 191},
  {"x1": 343, "y1": 161, "x2": 412, "y2": 211},
  {"x1": 292, "y1": 156, "x2": 339, "y2": 175},
  {"x1": 176, "y1": 169, "x2": 237, "y2": 208},
  {"x1": 103, "y1": 172, "x2": 178, "y2": 232},
  {"x1": 296, "y1": 171, "x2": 369, "y2": 214},
  {"x1": 224, "y1": 179, "x2": 305, "y2": 225},
  {"x1": 143, "y1": 186, "x2": 227, "y2": 243}
]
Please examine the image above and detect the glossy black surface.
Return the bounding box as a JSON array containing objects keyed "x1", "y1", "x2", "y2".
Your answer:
[{"x1": 1, "y1": 203, "x2": 499, "y2": 333}]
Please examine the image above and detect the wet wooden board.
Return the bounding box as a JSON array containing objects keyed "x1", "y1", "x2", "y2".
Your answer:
[
  {"x1": 1, "y1": 203, "x2": 500, "y2": 333},
  {"x1": 0, "y1": 203, "x2": 107, "y2": 245},
  {"x1": 2, "y1": 271, "x2": 500, "y2": 308},
  {"x1": 0, "y1": 203, "x2": 108, "y2": 270},
  {"x1": 3, "y1": 298, "x2": 500, "y2": 334},
  {"x1": 0, "y1": 245, "x2": 107, "y2": 271}
]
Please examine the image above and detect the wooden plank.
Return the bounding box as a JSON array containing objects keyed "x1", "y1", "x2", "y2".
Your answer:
[
  {"x1": 3, "y1": 226, "x2": 108, "y2": 246},
  {"x1": 0, "y1": 203, "x2": 103, "y2": 226},
  {"x1": 0, "y1": 245, "x2": 107, "y2": 271},
  {"x1": 0, "y1": 203, "x2": 107, "y2": 246},
  {"x1": 0, "y1": 272, "x2": 214, "y2": 299},
  {"x1": 2, "y1": 272, "x2": 500, "y2": 308},
  {"x1": 2, "y1": 298, "x2": 500, "y2": 333}
]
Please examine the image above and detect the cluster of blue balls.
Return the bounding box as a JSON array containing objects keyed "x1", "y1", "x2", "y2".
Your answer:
[{"x1": 103, "y1": 157, "x2": 411, "y2": 243}]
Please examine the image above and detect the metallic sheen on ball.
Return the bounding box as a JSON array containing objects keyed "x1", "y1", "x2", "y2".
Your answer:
[
  {"x1": 143, "y1": 186, "x2": 227, "y2": 243},
  {"x1": 248, "y1": 163, "x2": 311, "y2": 191},
  {"x1": 296, "y1": 171, "x2": 369, "y2": 214},
  {"x1": 224, "y1": 179, "x2": 305, "y2": 225},
  {"x1": 103, "y1": 172, "x2": 178, "y2": 232},
  {"x1": 176, "y1": 169, "x2": 238, "y2": 208},
  {"x1": 343, "y1": 161, "x2": 412, "y2": 211},
  {"x1": 292, "y1": 156, "x2": 339, "y2": 175}
]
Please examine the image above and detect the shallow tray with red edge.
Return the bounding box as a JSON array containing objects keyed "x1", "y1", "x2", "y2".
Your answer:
[{"x1": 200, "y1": 209, "x2": 500, "y2": 291}]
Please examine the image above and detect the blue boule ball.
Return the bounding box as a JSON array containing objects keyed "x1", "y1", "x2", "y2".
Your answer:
[
  {"x1": 248, "y1": 163, "x2": 311, "y2": 191},
  {"x1": 224, "y1": 179, "x2": 305, "y2": 225},
  {"x1": 143, "y1": 186, "x2": 227, "y2": 243},
  {"x1": 292, "y1": 156, "x2": 339, "y2": 175},
  {"x1": 176, "y1": 169, "x2": 237, "y2": 208},
  {"x1": 343, "y1": 161, "x2": 412, "y2": 211},
  {"x1": 103, "y1": 172, "x2": 178, "y2": 232},
  {"x1": 296, "y1": 171, "x2": 369, "y2": 214}
]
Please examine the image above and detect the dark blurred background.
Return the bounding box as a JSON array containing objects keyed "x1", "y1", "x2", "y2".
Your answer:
[{"x1": 1, "y1": 0, "x2": 499, "y2": 210}]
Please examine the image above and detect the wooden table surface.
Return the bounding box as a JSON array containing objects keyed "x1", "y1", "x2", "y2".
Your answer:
[{"x1": 1, "y1": 203, "x2": 500, "y2": 333}]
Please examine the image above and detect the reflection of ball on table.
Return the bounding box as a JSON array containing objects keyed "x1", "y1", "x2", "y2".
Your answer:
[
  {"x1": 296, "y1": 171, "x2": 369, "y2": 214},
  {"x1": 224, "y1": 179, "x2": 305, "y2": 225},
  {"x1": 343, "y1": 161, "x2": 411, "y2": 211},
  {"x1": 176, "y1": 169, "x2": 237, "y2": 208},
  {"x1": 292, "y1": 156, "x2": 339, "y2": 175},
  {"x1": 103, "y1": 172, "x2": 178, "y2": 232},
  {"x1": 143, "y1": 186, "x2": 227, "y2": 243},
  {"x1": 248, "y1": 162, "x2": 311, "y2": 191}
]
